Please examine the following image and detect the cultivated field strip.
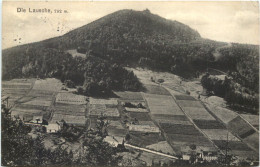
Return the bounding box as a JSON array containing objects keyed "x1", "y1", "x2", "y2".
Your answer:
[
  {"x1": 168, "y1": 90, "x2": 255, "y2": 155},
  {"x1": 227, "y1": 116, "x2": 257, "y2": 139},
  {"x1": 226, "y1": 116, "x2": 259, "y2": 152},
  {"x1": 201, "y1": 129, "x2": 240, "y2": 141},
  {"x1": 89, "y1": 104, "x2": 120, "y2": 118},
  {"x1": 56, "y1": 92, "x2": 87, "y2": 105},
  {"x1": 143, "y1": 93, "x2": 184, "y2": 116},
  {"x1": 128, "y1": 132, "x2": 165, "y2": 147},
  {"x1": 240, "y1": 114, "x2": 259, "y2": 130},
  {"x1": 144, "y1": 84, "x2": 171, "y2": 95},
  {"x1": 167, "y1": 134, "x2": 214, "y2": 147},
  {"x1": 174, "y1": 95, "x2": 196, "y2": 101},
  {"x1": 182, "y1": 107, "x2": 215, "y2": 120},
  {"x1": 2, "y1": 82, "x2": 32, "y2": 89},
  {"x1": 32, "y1": 78, "x2": 63, "y2": 91},
  {"x1": 51, "y1": 113, "x2": 86, "y2": 125},
  {"x1": 55, "y1": 103, "x2": 86, "y2": 112},
  {"x1": 89, "y1": 98, "x2": 118, "y2": 105},
  {"x1": 193, "y1": 120, "x2": 226, "y2": 129},
  {"x1": 176, "y1": 100, "x2": 204, "y2": 108},
  {"x1": 143, "y1": 92, "x2": 218, "y2": 153},
  {"x1": 205, "y1": 105, "x2": 237, "y2": 124},
  {"x1": 28, "y1": 90, "x2": 54, "y2": 97},
  {"x1": 152, "y1": 114, "x2": 192, "y2": 125},
  {"x1": 2, "y1": 79, "x2": 35, "y2": 106},
  {"x1": 128, "y1": 112, "x2": 152, "y2": 121},
  {"x1": 23, "y1": 97, "x2": 52, "y2": 107}
]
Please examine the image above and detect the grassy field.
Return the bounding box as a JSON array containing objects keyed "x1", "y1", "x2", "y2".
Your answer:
[
  {"x1": 2, "y1": 79, "x2": 35, "y2": 106},
  {"x1": 206, "y1": 105, "x2": 237, "y2": 124},
  {"x1": 174, "y1": 95, "x2": 196, "y2": 101},
  {"x1": 2, "y1": 82, "x2": 32, "y2": 89},
  {"x1": 167, "y1": 134, "x2": 214, "y2": 147},
  {"x1": 28, "y1": 90, "x2": 54, "y2": 97},
  {"x1": 193, "y1": 120, "x2": 226, "y2": 129},
  {"x1": 242, "y1": 132, "x2": 259, "y2": 152},
  {"x1": 54, "y1": 110, "x2": 85, "y2": 116},
  {"x1": 240, "y1": 114, "x2": 259, "y2": 129},
  {"x1": 159, "y1": 123, "x2": 201, "y2": 135},
  {"x1": 32, "y1": 78, "x2": 63, "y2": 92},
  {"x1": 144, "y1": 93, "x2": 184, "y2": 116},
  {"x1": 89, "y1": 98, "x2": 118, "y2": 105},
  {"x1": 51, "y1": 113, "x2": 86, "y2": 125},
  {"x1": 2, "y1": 89, "x2": 29, "y2": 95},
  {"x1": 227, "y1": 116, "x2": 256, "y2": 138},
  {"x1": 128, "y1": 132, "x2": 165, "y2": 147},
  {"x1": 23, "y1": 97, "x2": 52, "y2": 107},
  {"x1": 89, "y1": 105, "x2": 120, "y2": 118},
  {"x1": 182, "y1": 107, "x2": 215, "y2": 120},
  {"x1": 213, "y1": 140, "x2": 253, "y2": 151},
  {"x1": 144, "y1": 84, "x2": 171, "y2": 95},
  {"x1": 151, "y1": 114, "x2": 191, "y2": 125},
  {"x1": 16, "y1": 96, "x2": 36, "y2": 103},
  {"x1": 176, "y1": 100, "x2": 204, "y2": 108},
  {"x1": 146, "y1": 141, "x2": 175, "y2": 155},
  {"x1": 128, "y1": 112, "x2": 152, "y2": 121},
  {"x1": 55, "y1": 103, "x2": 86, "y2": 113},
  {"x1": 201, "y1": 129, "x2": 239, "y2": 141}
]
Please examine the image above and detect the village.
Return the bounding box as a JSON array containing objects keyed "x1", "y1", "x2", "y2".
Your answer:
[{"x1": 1, "y1": 68, "x2": 259, "y2": 166}]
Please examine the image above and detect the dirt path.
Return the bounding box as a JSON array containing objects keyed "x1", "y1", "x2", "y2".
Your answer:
[{"x1": 124, "y1": 143, "x2": 178, "y2": 159}]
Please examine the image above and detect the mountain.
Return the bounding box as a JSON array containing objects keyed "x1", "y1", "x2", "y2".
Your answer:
[{"x1": 2, "y1": 9, "x2": 259, "y2": 102}]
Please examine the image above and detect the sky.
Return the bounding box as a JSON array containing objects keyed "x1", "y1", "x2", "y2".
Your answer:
[{"x1": 2, "y1": 1, "x2": 259, "y2": 49}]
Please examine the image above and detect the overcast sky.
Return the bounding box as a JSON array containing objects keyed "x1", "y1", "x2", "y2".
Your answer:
[{"x1": 2, "y1": 1, "x2": 259, "y2": 49}]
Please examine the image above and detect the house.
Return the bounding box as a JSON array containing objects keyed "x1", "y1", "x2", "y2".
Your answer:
[
  {"x1": 104, "y1": 136, "x2": 124, "y2": 147},
  {"x1": 46, "y1": 122, "x2": 61, "y2": 133},
  {"x1": 182, "y1": 154, "x2": 191, "y2": 161},
  {"x1": 201, "y1": 151, "x2": 218, "y2": 162},
  {"x1": 31, "y1": 115, "x2": 43, "y2": 124}
]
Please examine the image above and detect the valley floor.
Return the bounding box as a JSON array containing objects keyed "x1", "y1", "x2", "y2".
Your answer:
[{"x1": 2, "y1": 68, "x2": 259, "y2": 165}]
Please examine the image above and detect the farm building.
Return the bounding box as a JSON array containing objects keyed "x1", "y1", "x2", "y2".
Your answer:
[
  {"x1": 127, "y1": 121, "x2": 160, "y2": 133},
  {"x1": 201, "y1": 151, "x2": 218, "y2": 162},
  {"x1": 182, "y1": 154, "x2": 191, "y2": 161},
  {"x1": 104, "y1": 136, "x2": 124, "y2": 147},
  {"x1": 45, "y1": 123, "x2": 61, "y2": 133},
  {"x1": 125, "y1": 107, "x2": 148, "y2": 113},
  {"x1": 182, "y1": 151, "x2": 218, "y2": 163}
]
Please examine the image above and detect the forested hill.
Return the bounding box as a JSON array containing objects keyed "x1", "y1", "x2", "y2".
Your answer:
[{"x1": 2, "y1": 9, "x2": 259, "y2": 98}]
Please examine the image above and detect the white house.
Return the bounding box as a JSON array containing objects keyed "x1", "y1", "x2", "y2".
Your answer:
[{"x1": 46, "y1": 123, "x2": 61, "y2": 133}]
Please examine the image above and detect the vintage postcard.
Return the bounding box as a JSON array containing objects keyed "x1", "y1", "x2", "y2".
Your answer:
[{"x1": 1, "y1": 1, "x2": 259, "y2": 166}]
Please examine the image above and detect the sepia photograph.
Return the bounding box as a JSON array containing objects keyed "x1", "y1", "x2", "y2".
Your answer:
[{"x1": 1, "y1": 1, "x2": 259, "y2": 166}]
